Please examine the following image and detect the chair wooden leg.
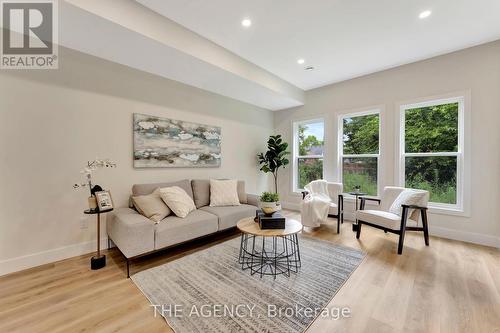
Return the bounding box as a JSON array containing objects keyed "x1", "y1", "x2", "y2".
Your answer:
[
  {"x1": 398, "y1": 208, "x2": 409, "y2": 255},
  {"x1": 356, "y1": 222, "x2": 362, "y2": 239},
  {"x1": 422, "y1": 210, "x2": 430, "y2": 246},
  {"x1": 397, "y1": 232, "x2": 405, "y2": 255},
  {"x1": 126, "y1": 259, "x2": 130, "y2": 278},
  {"x1": 337, "y1": 214, "x2": 340, "y2": 234}
]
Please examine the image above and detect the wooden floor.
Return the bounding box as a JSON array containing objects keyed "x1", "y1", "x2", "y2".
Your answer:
[{"x1": 1, "y1": 211, "x2": 499, "y2": 333}]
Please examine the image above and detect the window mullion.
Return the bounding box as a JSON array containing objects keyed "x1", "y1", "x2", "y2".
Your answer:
[
  {"x1": 403, "y1": 152, "x2": 460, "y2": 157},
  {"x1": 341, "y1": 153, "x2": 379, "y2": 158},
  {"x1": 297, "y1": 155, "x2": 323, "y2": 159}
]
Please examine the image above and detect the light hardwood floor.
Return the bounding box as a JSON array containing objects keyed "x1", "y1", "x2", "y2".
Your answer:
[{"x1": 1, "y1": 211, "x2": 499, "y2": 333}]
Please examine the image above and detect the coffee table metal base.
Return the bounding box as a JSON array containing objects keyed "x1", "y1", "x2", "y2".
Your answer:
[{"x1": 238, "y1": 233, "x2": 301, "y2": 279}]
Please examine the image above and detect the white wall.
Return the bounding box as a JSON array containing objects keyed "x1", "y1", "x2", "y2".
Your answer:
[
  {"x1": 274, "y1": 40, "x2": 500, "y2": 248},
  {"x1": 0, "y1": 47, "x2": 274, "y2": 275}
]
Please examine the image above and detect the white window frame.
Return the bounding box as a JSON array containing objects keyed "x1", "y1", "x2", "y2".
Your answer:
[
  {"x1": 398, "y1": 96, "x2": 465, "y2": 212},
  {"x1": 292, "y1": 118, "x2": 325, "y2": 193},
  {"x1": 338, "y1": 109, "x2": 381, "y2": 197}
]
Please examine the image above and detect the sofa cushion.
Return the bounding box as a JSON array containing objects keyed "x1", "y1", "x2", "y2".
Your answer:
[
  {"x1": 107, "y1": 208, "x2": 156, "y2": 258},
  {"x1": 356, "y1": 209, "x2": 419, "y2": 230},
  {"x1": 389, "y1": 189, "x2": 427, "y2": 216},
  {"x1": 159, "y1": 186, "x2": 196, "y2": 218},
  {"x1": 191, "y1": 179, "x2": 211, "y2": 208},
  {"x1": 236, "y1": 181, "x2": 247, "y2": 204},
  {"x1": 210, "y1": 179, "x2": 241, "y2": 207},
  {"x1": 328, "y1": 202, "x2": 338, "y2": 215},
  {"x1": 200, "y1": 204, "x2": 256, "y2": 230},
  {"x1": 132, "y1": 179, "x2": 193, "y2": 198},
  {"x1": 154, "y1": 210, "x2": 218, "y2": 249},
  {"x1": 132, "y1": 188, "x2": 171, "y2": 222},
  {"x1": 191, "y1": 179, "x2": 247, "y2": 208}
]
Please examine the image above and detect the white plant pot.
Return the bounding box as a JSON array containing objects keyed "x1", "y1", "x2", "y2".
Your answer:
[{"x1": 259, "y1": 201, "x2": 281, "y2": 216}]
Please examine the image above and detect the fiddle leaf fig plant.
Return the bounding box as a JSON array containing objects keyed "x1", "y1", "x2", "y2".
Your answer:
[{"x1": 257, "y1": 135, "x2": 290, "y2": 194}]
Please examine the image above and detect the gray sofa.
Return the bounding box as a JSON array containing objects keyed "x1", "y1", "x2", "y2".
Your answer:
[{"x1": 107, "y1": 179, "x2": 259, "y2": 277}]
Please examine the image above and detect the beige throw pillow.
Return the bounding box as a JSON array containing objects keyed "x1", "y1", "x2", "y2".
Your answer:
[
  {"x1": 210, "y1": 179, "x2": 241, "y2": 207},
  {"x1": 389, "y1": 189, "x2": 427, "y2": 216},
  {"x1": 132, "y1": 188, "x2": 170, "y2": 223},
  {"x1": 159, "y1": 186, "x2": 196, "y2": 218}
]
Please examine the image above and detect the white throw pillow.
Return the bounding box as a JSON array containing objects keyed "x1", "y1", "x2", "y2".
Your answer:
[
  {"x1": 389, "y1": 189, "x2": 427, "y2": 216},
  {"x1": 210, "y1": 179, "x2": 241, "y2": 207},
  {"x1": 159, "y1": 186, "x2": 196, "y2": 218},
  {"x1": 132, "y1": 188, "x2": 170, "y2": 223}
]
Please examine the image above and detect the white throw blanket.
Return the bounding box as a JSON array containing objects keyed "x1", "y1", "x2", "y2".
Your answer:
[{"x1": 300, "y1": 180, "x2": 331, "y2": 228}]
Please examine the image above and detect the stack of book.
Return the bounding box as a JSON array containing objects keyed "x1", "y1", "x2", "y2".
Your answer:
[{"x1": 255, "y1": 209, "x2": 286, "y2": 229}]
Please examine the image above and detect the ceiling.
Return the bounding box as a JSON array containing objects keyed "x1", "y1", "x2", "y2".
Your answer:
[
  {"x1": 51, "y1": 1, "x2": 500, "y2": 110},
  {"x1": 59, "y1": 0, "x2": 304, "y2": 111},
  {"x1": 137, "y1": 0, "x2": 500, "y2": 90}
]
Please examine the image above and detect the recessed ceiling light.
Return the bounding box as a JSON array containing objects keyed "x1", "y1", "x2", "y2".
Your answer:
[
  {"x1": 241, "y1": 19, "x2": 252, "y2": 27},
  {"x1": 297, "y1": 58, "x2": 305, "y2": 65},
  {"x1": 304, "y1": 66, "x2": 314, "y2": 71},
  {"x1": 419, "y1": 10, "x2": 431, "y2": 19}
]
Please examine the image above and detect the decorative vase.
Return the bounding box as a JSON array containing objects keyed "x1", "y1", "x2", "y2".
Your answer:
[
  {"x1": 259, "y1": 201, "x2": 281, "y2": 216},
  {"x1": 88, "y1": 196, "x2": 97, "y2": 210}
]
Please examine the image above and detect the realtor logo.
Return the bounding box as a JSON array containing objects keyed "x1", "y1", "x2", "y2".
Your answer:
[{"x1": 1, "y1": 0, "x2": 58, "y2": 69}]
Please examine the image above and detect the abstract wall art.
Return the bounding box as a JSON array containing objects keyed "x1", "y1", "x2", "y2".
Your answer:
[{"x1": 133, "y1": 113, "x2": 221, "y2": 168}]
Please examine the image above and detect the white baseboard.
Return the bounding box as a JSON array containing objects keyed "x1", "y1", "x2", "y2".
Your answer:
[
  {"x1": 0, "y1": 238, "x2": 109, "y2": 277},
  {"x1": 281, "y1": 201, "x2": 500, "y2": 249},
  {"x1": 429, "y1": 226, "x2": 500, "y2": 248}
]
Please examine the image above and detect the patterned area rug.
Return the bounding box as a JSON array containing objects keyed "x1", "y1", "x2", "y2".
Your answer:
[{"x1": 132, "y1": 235, "x2": 365, "y2": 333}]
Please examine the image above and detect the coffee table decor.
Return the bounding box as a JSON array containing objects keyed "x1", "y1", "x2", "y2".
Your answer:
[
  {"x1": 255, "y1": 209, "x2": 286, "y2": 229},
  {"x1": 132, "y1": 235, "x2": 365, "y2": 333}
]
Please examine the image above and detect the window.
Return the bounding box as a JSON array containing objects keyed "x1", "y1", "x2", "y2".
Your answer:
[
  {"x1": 339, "y1": 111, "x2": 380, "y2": 196},
  {"x1": 400, "y1": 97, "x2": 463, "y2": 209},
  {"x1": 293, "y1": 119, "x2": 324, "y2": 191}
]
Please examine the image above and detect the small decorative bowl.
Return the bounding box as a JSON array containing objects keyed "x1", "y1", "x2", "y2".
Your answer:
[{"x1": 260, "y1": 201, "x2": 281, "y2": 216}]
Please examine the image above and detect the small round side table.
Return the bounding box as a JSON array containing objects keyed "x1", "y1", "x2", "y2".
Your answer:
[
  {"x1": 348, "y1": 192, "x2": 366, "y2": 232},
  {"x1": 237, "y1": 217, "x2": 302, "y2": 279},
  {"x1": 84, "y1": 208, "x2": 113, "y2": 270}
]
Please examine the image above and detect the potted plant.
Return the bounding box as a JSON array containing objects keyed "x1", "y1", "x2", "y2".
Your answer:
[
  {"x1": 259, "y1": 192, "x2": 281, "y2": 216},
  {"x1": 257, "y1": 134, "x2": 290, "y2": 194}
]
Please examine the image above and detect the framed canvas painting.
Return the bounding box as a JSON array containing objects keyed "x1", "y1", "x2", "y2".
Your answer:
[{"x1": 133, "y1": 113, "x2": 221, "y2": 168}]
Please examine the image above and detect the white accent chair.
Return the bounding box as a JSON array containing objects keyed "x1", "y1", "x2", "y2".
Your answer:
[
  {"x1": 355, "y1": 186, "x2": 430, "y2": 254},
  {"x1": 301, "y1": 182, "x2": 344, "y2": 233}
]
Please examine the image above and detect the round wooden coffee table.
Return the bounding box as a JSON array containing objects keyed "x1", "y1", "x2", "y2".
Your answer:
[{"x1": 237, "y1": 217, "x2": 302, "y2": 279}]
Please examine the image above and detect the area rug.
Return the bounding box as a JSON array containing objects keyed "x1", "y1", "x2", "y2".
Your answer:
[{"x1": 132, "y1": 235, "x2": 365, "y2": 333}]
